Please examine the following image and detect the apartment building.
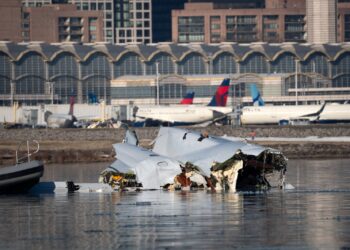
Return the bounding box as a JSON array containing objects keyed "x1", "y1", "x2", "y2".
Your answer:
[
  {"x1": 22, "y1": 4, "x2": 104, "y2": 43},
  {"x1": 338, "y1": 1, "x2": 350, "y2": 42},
  {"x1": 172, "y1": 0, "x2": 350, "y2": 44},
  {"x1": 21, "y1": 0, "x2": 152, "y2": 43},
  {"x1": 0, "y1": 0, "x2": 22, "y2": 42},
  {"x1": 115, "y1": 0, "x2": 152, "y2": 44},
  {"x1": 172, "y1": 1, "x2": 306, "y2": 43},
  {"x1": 67, "y1": 0, "x2": 114, "y2": 43}
]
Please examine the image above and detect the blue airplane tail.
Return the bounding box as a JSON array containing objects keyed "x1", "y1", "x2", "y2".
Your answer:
[
  {"x1": 207, "y1": 78, "x2": 230, "y2": 107},
  {"x1": 250, "y1": 84, "x2": 264, "y2": 106},
  {"x1": 180, "y1": 92, "x2": 195, "y2": 104},
  {"x1": 88, "y1": 92, "x2": 99, "y2": 104}
]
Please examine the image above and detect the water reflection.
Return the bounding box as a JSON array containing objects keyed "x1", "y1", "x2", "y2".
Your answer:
[{"x1": 0, "y1": 159, "x2": 349, "y2": 249}]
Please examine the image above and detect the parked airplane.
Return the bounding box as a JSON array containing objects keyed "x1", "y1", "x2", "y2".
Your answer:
[
  {"x1": 250, "y1": 84, "x2": 264, "y2": 106},
  {"x1": 133, "y1": 79, "x2": 232, "y2": 126},
  {"x1": 241, "y1": 84, "x2": 350, "y2": 125},
  {"x1": 240, "y1": 102, "x2": 350, "y2": 125},
  {"x1": 45, "y1": 97, "x2": 76, "y2": 128}
]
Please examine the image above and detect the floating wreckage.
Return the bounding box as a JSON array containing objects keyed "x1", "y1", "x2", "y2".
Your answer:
[
  {"x1": 100, "y1": 127, "x2": 288, "y2": 192},
  {"x1": 28, "y1": 127, "x2": 289, "y2": 194}
]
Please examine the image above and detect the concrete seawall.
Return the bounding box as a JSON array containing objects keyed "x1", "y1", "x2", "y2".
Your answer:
[{"x1": 1, "y1": 125, "x2": 350, "y2": 165}]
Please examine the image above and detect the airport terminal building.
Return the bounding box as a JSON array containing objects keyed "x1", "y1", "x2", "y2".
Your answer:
[{"x1": 0, "y1": 41, "x2": 350, "y2": 107}]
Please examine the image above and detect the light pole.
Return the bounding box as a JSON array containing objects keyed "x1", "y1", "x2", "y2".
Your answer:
[
  {"x1": 208, "y1": 53, "x2": 212, "y2": 75},
  {"x1": 104, "y1": 80, "x2": 107, "y2": 104},
  {"x1": 156, "y1": 62, "x2": 159, "y2": 105},
  {"x1": 49, "y1": 81, "x2": 54, "y2": 104},
  {"x1": 295, "y1": 59, "x2": 299, "y2": 106}
]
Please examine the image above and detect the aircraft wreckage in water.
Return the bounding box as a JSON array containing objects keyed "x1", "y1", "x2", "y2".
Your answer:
[
  {"x1": 99, "y1": 127, "x2": 288, "y2": 192},
  {"x1": 29, "y1": 127, "x2": 289, "y2": 194}
]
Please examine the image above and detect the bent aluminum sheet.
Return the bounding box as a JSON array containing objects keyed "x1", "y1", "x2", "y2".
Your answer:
[
  {"x1": 111, "y1": 143, "x2": 181, "y2": 189},
  {"x1": 152, "y1": 127, "x2": 279, "y2": 176}
]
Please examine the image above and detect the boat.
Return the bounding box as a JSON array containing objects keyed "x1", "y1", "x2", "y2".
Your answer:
[{"x1": 0, "y1": 141, "x2": 44, "y2": 194}]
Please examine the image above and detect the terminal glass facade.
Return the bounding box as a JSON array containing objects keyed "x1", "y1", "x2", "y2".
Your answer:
[{"x1": 1, "y1": 43, "x2": 350, "y2": 106}]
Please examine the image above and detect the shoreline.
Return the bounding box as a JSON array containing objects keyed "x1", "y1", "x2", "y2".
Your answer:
[{"x1": 1, "y1": 125, "x2": 350, "y2": 165}]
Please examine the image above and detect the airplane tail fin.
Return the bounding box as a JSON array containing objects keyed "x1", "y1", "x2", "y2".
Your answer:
[
  {"x1": 68, "y1": 96, "x2": 75, "y2": 116},
  {"x1": 88, "y1": 92, "x2": 99, "y2": 104},
  {"x1": 250, "y1": 84, "x2": 264, "y2": 106},
  {"x1": 207, "y1": 78, "x2": 230, "y2": 107},
  {"x1": 180, "y1": 92, "x2": 195, "y2": 105},
  {"x1": 124, "y1": 129, "x2": 139, "y2": 146}
]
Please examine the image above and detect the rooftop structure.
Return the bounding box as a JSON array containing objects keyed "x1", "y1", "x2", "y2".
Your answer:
[{"x1": 188, "y1": 0, "x2": 265, "y2": 9}]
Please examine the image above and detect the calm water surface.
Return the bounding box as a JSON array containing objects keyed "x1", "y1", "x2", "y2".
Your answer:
[{"x1": 0, "y1": 159, "x2": 350, "y2": 249}]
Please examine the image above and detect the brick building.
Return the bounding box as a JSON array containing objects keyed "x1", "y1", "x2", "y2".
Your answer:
[
  {"x1": 338, "y1": 1, "x2": 350, "y2": 42},
  {"x1": 22, "y1": 5, "x2": 104, "y2": 43},
  {"x1": 0, "y1": 0, "x2": 23, "y2": 42},
  {"x1": 172, "y1": 0, "x2": 350, "y2": 44}
]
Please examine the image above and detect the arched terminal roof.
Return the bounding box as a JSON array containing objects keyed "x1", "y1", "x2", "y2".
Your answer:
[{"x1": 0, "y1": 41, "x2": 350, "y2": 63}]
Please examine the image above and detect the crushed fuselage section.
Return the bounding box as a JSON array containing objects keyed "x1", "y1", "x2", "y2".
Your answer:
[{"x1": 104, "y1": 127, "x2": 288, "y2": 192}]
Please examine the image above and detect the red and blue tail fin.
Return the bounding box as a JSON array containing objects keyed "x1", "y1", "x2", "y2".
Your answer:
[
  {"x1": 68, "y1": 96, "x2": 75, "y2": 115},
  {"x1": 180, "y1": 92, "x2": 195, "y2": 105},
  {"x1": 207, "y1": 78, "x2": 230, "y2": 107}
]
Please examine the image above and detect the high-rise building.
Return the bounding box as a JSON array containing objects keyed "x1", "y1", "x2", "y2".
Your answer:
[
  {"x1": 172, "y1": 0, "x2": 306, "y2": 43},
  {"x1": 0, "y1": 0, "x2": 22, "y2": 42},
  {"x1": 23, "y1": 4, "x2": 104, "y2": 43},
  {"x1": 21, "y1": 0, "x2": 152, "y2": 44},
  {"x1": 338, "y1": 1, "x2": 350, "y2": 42},
  {"x1": 115, "y1": 0, "x2": 152, "y2": 44},
  {"x1": 68, "y1": 0, "x2": 115, "y2": 43},
  {"x1": 21, "y1": 0, "x2": 114, "y2": 42},
  {"x1": 172, "y1": 0, "x2": 350, "y2": 44},
  {"x1": 306, "y1": 0, "x2": 337, "y2": 43}
]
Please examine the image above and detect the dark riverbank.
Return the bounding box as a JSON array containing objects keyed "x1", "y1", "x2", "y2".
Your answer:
[{"x1": 1, "y1": 125, "x2": 350, "y2": 164}]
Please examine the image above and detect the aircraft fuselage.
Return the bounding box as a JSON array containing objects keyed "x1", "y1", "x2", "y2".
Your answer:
[
  {"x1": 240, "y1": 104, "x2": 350, "y2": 125},
  {"x1": 135, "y1": 105, "x2": 232, "y2": 125}
]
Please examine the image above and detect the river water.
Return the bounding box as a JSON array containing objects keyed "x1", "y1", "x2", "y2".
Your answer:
[{"x1": 0, "y1": 159, "x2": 350, "y2": 249}]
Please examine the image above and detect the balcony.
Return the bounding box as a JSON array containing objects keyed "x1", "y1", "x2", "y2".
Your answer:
[
  {"x1": 70, "y1": 22, "x2": 83, "y2": 27},
  {"x1": 70, "y1": 30, "x2": 83, "y2": 35}
]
